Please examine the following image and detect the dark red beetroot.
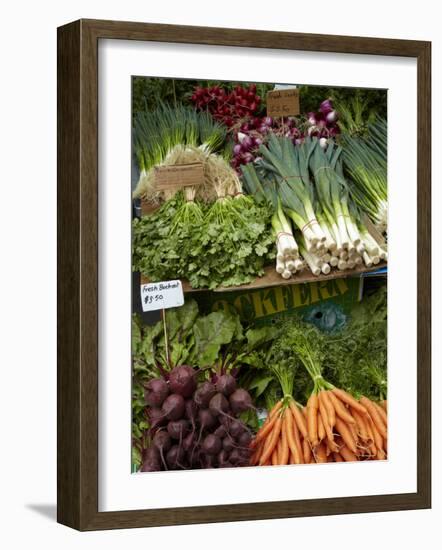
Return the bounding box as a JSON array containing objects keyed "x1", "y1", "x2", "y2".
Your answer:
[
  {"x1": 214, "y1": 425, "x2": 227, "y2": 438},
  {"x1": 217, "y1": 449, "x2": 230, "y2": 465},
  {"x1": 153, "y1": 430, "x2": 172, "y2": 452},
  {"x1": 216, "y1": 374, "x2": 237, "y2": 397},
  {"x1": 197, "y1": 408, "x2": 217, "y2": 431},
  {"x1": 229, "y1": 420, "x2": 245, "y2": 439},
  {"x1": 222, "y1": 436, "x2": 234, "y2": 453},
  {"x1": 194, "y1": 381, "x2": 216, "y2": 408},
  {"x1": 168, "y1": 365, "x2": 197, "y2": 398},
  {"x1": 140, "y1": 446, "x2": 161, "y2": 472},
  {"x1": 152, "y1": 430, "x2": 172, "y2": 470},
  {"x1": 238, "y1": 430, "x2": 252, "y2": 448},
  {"x1": 166, "y1": 445, "x2": 186, "y2": 469},
  {"x1": 219, "y1": 416, "x2": 232, "y2": 429},
  {"x1": 182, "y1": 431, "x2": 196, "y2": 452},
  {"x1": 161, "y1": 393, "x2": 185, "y2": 421},
  {"x1": 209, "y1": 393, "x2": 230, "y2": 417},
  {"x1": 201, "y1": 454, "x2": 217, "y2": 469},
  {"x1": 229, "y1": 448, "x2": 244, "y2": 465},
  {"x1": 202, "y1": 434, "x2": 222, "y2": 456},
  {"x1": 229, "y1": 389, "x2": 253, "y2": 414},
  {"x1": 184, "y1": 399, "x2": 198, "y2": 427},
  {"x1": 167, "y1": 419, "x2": 190, "y2": 440},
  {"x1": 148, "y1": 407, "x2": 167, "y2": 430},
  {"x1": 144, "y1": 378, "x2": 169, "y2": 408}
]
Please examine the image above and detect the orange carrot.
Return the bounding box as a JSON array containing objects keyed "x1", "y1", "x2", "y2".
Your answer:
[
  {"x1": 364, "y1": 421, "x2": 378, "y2": 457},
  {"x1": 347, "y1": 419, "x2": 358, "y2": 443},
  {"x1": 380, "y1": 399, "x2": 388, "y2": 412},
  {"x1": 372, "y1": 401, "x2": 388, "y2": 428},
  {"x1": 285, "y1": 408, "x2": 302, "y2": 464},
  {"x1": 303, "y1": 439, "x2": 312, "y2": 464},
  {"x1": 307, "y1": 394, "x2": 319, "y2": 446},
  {"x1": 251, "y1": 441, "x2": 265, "y2": 466},
  {"x1": 293, "y1": 416, "x2": 304, "y2": 464},
  {"x1": 253, "y1": 414, "x2": 279, "y2": 447},
  {"x1": 289, "y1": 400, "x2": 308, "y2": 439},
  {"x1": 269, "y1": 400, "x2": 284, "y2": 418},
  {"x1": 335, "y1": 418, "x2": 357, "y2": 454},
  {"x1": 376, "y1": 449, "x2": 387, "y2": 460},
  {"x1": 367, "y1": 414, "x2": 384, "y2": 452},
  {"x1": 259, "y1": 416, "x2": 283, "y2": 465},
  {"x1": 326, "y1": 436, "x2": 339, "y2": 454},
  {"x1": 289, "y1": 452, "x2": 295, "y2": 465},
  {"x1": 319, "y1": 390, "x2": 336, "y2": 427},
  {"x1": 340, "y1": 445, "x2": 358, "y2": 462},
  {"x1": 317, "y1": 410, "x2": 326, "y2": 441},
  {"x1": 318, "y1": 394, "x2": 335, "y2": 446},
  {"x1": 279, "y1": 413, "x2": 290, "y2": 465},
  {"x1": 315, "y1": 442, "x2": 327, "y2": 463},
  {"x1": 271, "y1": 447, "x2": 279, "y2": 466},
  {"x1": 352, "y1": 408, "x2": 370, "y2": 441},
  {"x1": 360, "y1": 397, "x2": 387, "y2": 439},
  {"x1": 332, "y1": 388, "x2": 368, "y2": 415},
  {"x1": 333, "y1": 452, "x2": 344, "y2": 462},
  {"x1": 252, "y1": 401, "x2": 283, "y2": 447},
  {"x1": 328, "y1": 391, "x2": 356, "y2": 425}
]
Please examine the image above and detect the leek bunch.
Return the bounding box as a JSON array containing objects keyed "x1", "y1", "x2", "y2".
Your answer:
[
  {"x1": 341, "y1": 117, "x2": 387, "y2": 231},
  {"x1": 241, "y1": 135, "x2": 388, "y2": 279}
]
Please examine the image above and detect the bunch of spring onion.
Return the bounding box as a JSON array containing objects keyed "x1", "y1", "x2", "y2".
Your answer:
[
  {"x1": 133, "y1": 104, "x2": 227, "y2": 198},
  {"x1": 341, "y1": 117, "x2": 387, "y2": 231},
  {"x1": 241, "y1": 161, "x2": 305, "y2": 279},
  {"x1": 307, "y1": 138, "x2": 387, "y2": 271},
  {"x1": 241, "y1": 135, "x2": 387, "y2": 278}
]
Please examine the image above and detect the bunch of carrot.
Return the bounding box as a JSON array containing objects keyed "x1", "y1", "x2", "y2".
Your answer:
[{"x1": 250, "y1": 389, "x2": 387, "y2": 466}]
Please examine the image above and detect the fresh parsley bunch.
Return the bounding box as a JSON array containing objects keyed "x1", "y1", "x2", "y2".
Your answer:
[{"x1": 132, "y1": 193, "x2": 275, "y2": 289}]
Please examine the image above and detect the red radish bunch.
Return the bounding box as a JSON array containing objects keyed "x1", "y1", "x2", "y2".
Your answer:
[
  {"x1": 191, "y1": 84, "x2": 261, "y2": 127},
  {"x1": 141, "y1": 367, "x2": 254, "y2": 472}
]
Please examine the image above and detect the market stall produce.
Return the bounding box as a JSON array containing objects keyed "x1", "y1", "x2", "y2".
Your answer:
[{"x1": 130, "y1": 77, "x2": 388, "y2": 474}]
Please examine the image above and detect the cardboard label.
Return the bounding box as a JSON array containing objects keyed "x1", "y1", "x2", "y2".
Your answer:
[
  {"x1": 140, "y1": 280, "x2": 184, "y2": 312},
  {"x1": 266, "y1": 88, "x2": 300, "y2": 117},
  {"x1": 154, "y1": 163, "x2": 204, "y2": 191}
]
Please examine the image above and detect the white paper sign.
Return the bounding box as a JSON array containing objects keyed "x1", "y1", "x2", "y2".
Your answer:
[{"x1": 140, "y1": 280, "x2": 184, "y2": 312}]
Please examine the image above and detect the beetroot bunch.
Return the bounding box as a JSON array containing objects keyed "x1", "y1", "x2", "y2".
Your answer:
[
  {"x1": 190, "y1": 84, "x2": 261, "y2": 128},
  {"x1": 141, "y1": 365, "x2": 254, "y2": 472}
]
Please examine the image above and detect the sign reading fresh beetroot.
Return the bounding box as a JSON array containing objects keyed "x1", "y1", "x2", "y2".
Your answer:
[{"x1": 140, "y1": 280, "x2": 184, "y2": 312}]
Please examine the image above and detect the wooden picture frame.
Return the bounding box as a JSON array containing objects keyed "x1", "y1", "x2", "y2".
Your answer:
[{"x1": 57, "y1": 19, "x2": 431, "y2": 531}]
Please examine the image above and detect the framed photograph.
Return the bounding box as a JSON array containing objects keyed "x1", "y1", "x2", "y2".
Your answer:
[{"x1": 57, "y1": 19, "x2": 431, "y2": 531}]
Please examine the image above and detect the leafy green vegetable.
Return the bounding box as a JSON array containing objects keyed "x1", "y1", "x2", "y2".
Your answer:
[
  {"x1": 240, "y1": 286, "x2": 387, "y2": 406},
  {"x1": 132, "y1": 194, "x2": 275, "y2": 290},
  {"x1": 191, "y1": 311, "x2": 239, "y2": 368}
]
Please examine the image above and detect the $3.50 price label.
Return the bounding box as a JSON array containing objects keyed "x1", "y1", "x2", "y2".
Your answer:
[{"x1": 140, "y1": 280, "x2": 184, "y2": 312}]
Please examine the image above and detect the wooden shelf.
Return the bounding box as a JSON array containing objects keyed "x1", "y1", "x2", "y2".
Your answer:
[{"x1": 140, "y1": 262, "x2": 387, "y2": 294}]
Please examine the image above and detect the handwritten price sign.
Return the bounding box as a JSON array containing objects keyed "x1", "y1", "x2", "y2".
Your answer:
[
  {"x1": 140, "y1": 280, "x2": 184, "y2": 312},
  {"x1": 266, "y1": 88, "x2": 300, "y2": 117}
]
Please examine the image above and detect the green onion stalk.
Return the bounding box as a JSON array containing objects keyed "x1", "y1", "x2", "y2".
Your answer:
[
  {"x1": 241, "y1": 162, "x2": 301, "y2": 277},
  {"x1": 132, "y1": 104, "x2": 227, "y2": 199},
  {"x1": 257, "y1": 135, "x2": 326, "y2": 247},
  {"x1": 341, "y1": 118, "x2": 387, "y2": 231}
]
